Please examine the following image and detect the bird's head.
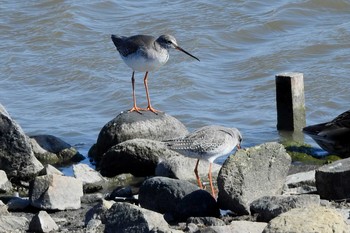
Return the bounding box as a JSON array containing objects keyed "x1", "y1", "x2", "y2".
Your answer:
[{"x1": 157, "y1": 35, "x2": 200, "y2": 61}]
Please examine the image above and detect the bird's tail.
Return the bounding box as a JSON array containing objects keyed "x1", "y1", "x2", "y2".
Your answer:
[{"x1": 111, "y1": 34, "x2": 123, "y2": 48}]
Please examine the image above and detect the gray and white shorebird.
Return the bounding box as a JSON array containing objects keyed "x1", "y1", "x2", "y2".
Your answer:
[
  {"x1": 111, "y1": 34, "x2": 200, "y2": 113},
  {"x1": 165, "y1": 125, "x2": 242, "y2": 198}
]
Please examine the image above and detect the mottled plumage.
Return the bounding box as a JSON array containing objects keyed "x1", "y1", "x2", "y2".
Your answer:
[
  {"x1": 165, "y1": 125, "x2": 242, "y2": 198},
  {"x1": 111, "y1": 34, "x2": 199, "y2": 113}
]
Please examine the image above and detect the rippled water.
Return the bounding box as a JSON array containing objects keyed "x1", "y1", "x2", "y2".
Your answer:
[{"x1": 1, "y1": 0, "x2": 350, "y2": 165}]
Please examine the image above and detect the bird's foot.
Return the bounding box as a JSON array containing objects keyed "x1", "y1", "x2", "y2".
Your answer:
[
  {"x1": 146, "y1": 106, "x2": 161, "y2": 114},
  {"x1": 128, "y1": 106, "x2": 147, "y2": 114}
]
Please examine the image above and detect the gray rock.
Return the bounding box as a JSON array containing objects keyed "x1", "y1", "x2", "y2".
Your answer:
[
  {"x1": 217, "y1": 142, "x2": 291, "y2": 215},
  {"x1": 39, "y1": 164, "x2": 64, "y2": 176},
  {"x1": 0, "y1": 200, "x2": 9, "y2": 215},
  {"x1": 262, "y1": 206, "x2": 349, "y2": 233},
  {"x1": 73, "y1": 163, "x2": 105, "y2": 184},
  {"x1": 155, "y1": 154, "x2": 222, "y2": 183},
  {"x1": 29, "y1": 210, "x2": 59, "y2": 233},
  {"x1": 86, "y1": 219, "x2": 104, "y2": 233},
  {"x1": 0, "y1": 104, "x2": 43, "y2": 181},
  {"x1": 30, "y1": 134, "x2": 85, "y2": 164},
  {"x1": 85, "y1": 199, "x2": 115, "y2": 225},
  {"x1": 89, "y1": 111, "x2": 189, "y2": 160},
  {"x1": 199, "y1": 221, "x2": 267, "y2": 233},
  {"x1": 99, "y1": 139, "x2": 179, "y2": 177},
  {"x1": 7, "y1": 196, "x2": 30, "y2": 211},
  {"x1": 283, "y1": 170, "x2": 316, "y2": 195},
  {"x1": 175, "y1": 190, "x2": 220, "y2": 221},
  {"x1": 0, "y1": 170, "x2": 12, "y2": 193},
  {"x1": 139, "y1": 176, "x2": 199, "y2": 214},
  {"x1": 250, "y1": 194, "x2": 320, "y2": 222},
  {"x1": 0, "y1": 216, "x2": 29, "y2": 233},
  {"x1": 187, "y1": 217, "x2": 225, "y2": 227},
  {"x1": 30, "y1": 174, "x2": 83, "y2": 210},
  {"x1": 316, "y1": 157, "x2": 350, "y2": 200},
  {"x1": 104, "y1": 202, "x2": 171, "y2": 233}
]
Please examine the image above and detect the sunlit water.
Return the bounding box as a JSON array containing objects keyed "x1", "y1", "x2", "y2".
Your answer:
[{"x1": 1, "y1": 0, "x2": 350, "y2": 171}]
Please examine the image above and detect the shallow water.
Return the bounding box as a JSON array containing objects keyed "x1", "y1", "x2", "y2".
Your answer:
[{"x1": 1, "y1": 0, "x2": 350, "y2": 168}]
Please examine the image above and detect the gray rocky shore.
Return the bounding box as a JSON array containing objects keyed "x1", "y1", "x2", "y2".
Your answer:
[{"x1": 0, "y1": 103, "x2": 349, "y2": 233}]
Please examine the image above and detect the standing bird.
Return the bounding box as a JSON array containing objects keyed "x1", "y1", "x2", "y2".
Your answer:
[
  {"x1": 165, "y1": 125, "x2": 242, "y2": 198},
  {"x1": 111, "y1": 34, "x2": 200, "y2": 113}
]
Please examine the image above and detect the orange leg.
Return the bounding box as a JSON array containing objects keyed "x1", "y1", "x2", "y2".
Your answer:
[
  {"x1": 208, "y1": 163, "x2": 216, "y2": 198},
  {"x1": 129, "y1": 71, "x2": 145, "y2": 113},
  {"x1": 143, "y1": 72, "x2": 160, "y2": 113},
  {"x1": 194, "y1": 159, "x2": 203, "y2": 189}
]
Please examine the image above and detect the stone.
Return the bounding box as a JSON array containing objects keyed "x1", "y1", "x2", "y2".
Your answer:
[
  {"x1": 104, "y1": 202, "x2": 171, "y2": 233},
  {"x1": 217, "y1": 142, "x2": 291, "y2": 215},
  {"x1": 262, "y1": 206, "x2": 349, "y2": 233},
  {"x1": 0, "y1": 200, "x2": 9, "y2": 215},
  {"x1": 0, "y1": 170, "x2": 12, "y2": 193},
  {"x1": 73, "y1": 163, "x2": 105, "y2": 184},
  {"x1": 175, "y1": 190, "x2": 220, "y2": 221},
  {"x1": 139, "y1": 176, "x2": 199, "y2": 214},
  {"x1": 89, "y1": 111, "x2": 189, "y2": 160},
  {"x1": 199, "y1": 221, "x2": 267, "y2": 233},
  {"x1": 86, "y1": 219, "x2": 104, "y2": 233},
  {"x1": 316, "y1": 157, "x2": 350, "y2": 200},
  {"x1": 39, "y1": 164, "x2": 64, "y2": 176},
  {"x1": 0, "y1": 216, "x2": 29, "y2": 233},
  {"x1": 283, "y1": 170, "x2": 316, "y2": 195},
  {"x1": 85, "y1": 199, "x2": 115, "y2": 225},
  {"x1": 30, "y1": 134, "x2": 85, "y2": 164},
  {"x1": 30, "y1": 174, "x2": 83, "y2": 210},
  {"x1": 99, "y1": 139, "x2": 179, "y2": 177},
  {"x1": 250, "y1": 194, "x2": 320, "y2": 222},
  {"x1": 187, "y1": 217, "x2": 225, "y2": 227},
  {"x1": 0, "y1": 104, "x2": 43, "y2": 181},
  {"x1": 29, "y1": 210, "x2": 59, "y2": 233},
  {"x1": 155, "y1": 153, "x2": 222, "y2": 183}
]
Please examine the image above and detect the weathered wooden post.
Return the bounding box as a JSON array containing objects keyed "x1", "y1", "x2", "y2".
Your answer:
[{"x1": 275, "y1": 72, "x2": 306, "y2": 133}]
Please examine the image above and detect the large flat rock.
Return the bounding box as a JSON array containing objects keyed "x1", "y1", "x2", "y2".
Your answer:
[{"x1": 217, "y1": 142, "x2": 291, "y2": 215}]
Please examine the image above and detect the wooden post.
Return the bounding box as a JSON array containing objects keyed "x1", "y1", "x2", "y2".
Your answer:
[{"x1": 275, "y1": 72, "x2": 305, "y2": 132}]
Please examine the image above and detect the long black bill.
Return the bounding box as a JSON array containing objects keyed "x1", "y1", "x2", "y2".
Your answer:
[{"x1": 175, "y1": 46, "x2": 200, "y2": 61}]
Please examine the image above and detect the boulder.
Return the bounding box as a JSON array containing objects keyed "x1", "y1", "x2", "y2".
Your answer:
[
  {"x1": 0, "y1": 104, "x2": 43, "y2": 181},
  {"x1": 29, "y1": 174, "x2": 83, "y2": 210},
  {"x1": 262, "y1": 206, "x2": 349, "y2": 233},
  {"x1": 99, "y1": 139, "x2": 178, "y2": 177},
  {"x1": 198, "y1": 221, "x2": 267, "y2": 233},
  {"x1": 155, "y1": 154, "x2": 222, "y2": 183},
  {"x1": 103, "y1": 202, "x2": 171, "y2": 233},
  {"x1": 250, "y1": 194, "x2": 320, "y2": 222},
  {"x1": 139, "y1": 176, "x2": 199, "y2": 214},
  {"x1": 316, "y1": 157, "x2": 350, "y2": 200},
  {"x1": 0, "y1": 216, "x2": 29, "y2": 233},
  {"x1": 174, "y1": 190, "x2": 220, "y2": 221},
  {"x1": 89, "y1": 111, "x2": 188, "y2": 161},
  {"x1": 217, "y1": 142, "x2": 291, "y2": 215},
  {"x1": 38, "y1": 164, "x2": 64, "y2": 176},
  {"x1": 29, "y1": 211, "x2": 59, "y2": 233},
  {"x1": 30, "y1": 135, "x2": 84, "y2": 164},
  {"x1": 283, "y1": 170, "x2": 316, "y2": 195},
  {"x1": 0, "y1": 170, "x2": 12, "y2": 193},
  {"x1": 187, "y1": 217, "x2": 225, "y2": 227},
  {"x1": 85, "y1": 199, "x2": 115, "y2": 225},
  {"x1": 73, "y1": 163, "x2": 105, "y2": 184}
]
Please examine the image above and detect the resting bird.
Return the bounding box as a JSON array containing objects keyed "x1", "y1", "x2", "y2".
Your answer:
[
  {"x1": 303, "y1": 110, "x2": 350, "y2": 156},
  {"x1": 165, "y1": 125, "x2": 242, "y2": 198}
]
